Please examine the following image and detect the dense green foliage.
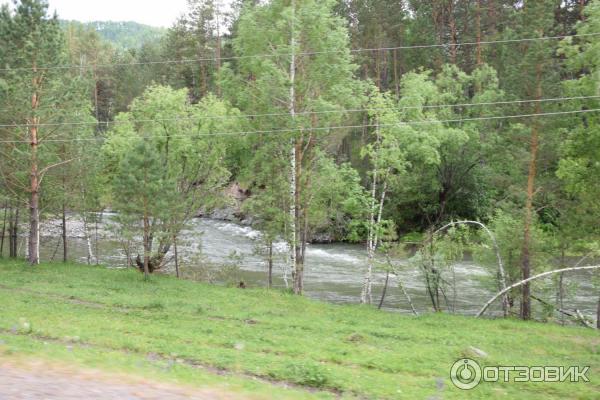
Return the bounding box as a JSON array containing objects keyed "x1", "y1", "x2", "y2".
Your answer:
[
  {"x1": 0, "y1": 259, "x2": 598, "y2": 399},
  {"x1": 103, "y1": 86, "x2": 238, "y2": 272},
  {"x1": 1, "y1": 0, "x2": 600, "y2": 317}
]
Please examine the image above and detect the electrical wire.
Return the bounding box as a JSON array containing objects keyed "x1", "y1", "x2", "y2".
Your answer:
[
  {"x1": 1, "y1": 95, "x2": 598, "y2": 129},
  {"x1": 0, "y1": 32, "x2": 597, "y2": 72},
  {"x1": 0, "y1": 108, "x2": 596, "y2": 144}
]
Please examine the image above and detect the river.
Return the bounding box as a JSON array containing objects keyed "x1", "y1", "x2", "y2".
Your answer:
[{"x1": 11, "y1": 213, "x2": 599, "y2": 318}]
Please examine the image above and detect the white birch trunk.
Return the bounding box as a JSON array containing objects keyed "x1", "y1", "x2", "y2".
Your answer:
[
  {"x1": 36, "y1": 215, "x2": 40, "y2": 263},
  {"x1": 361, "y1": 166, "x2": 377, "y2": 304},
  {"x1": 288, "y1": 0, "x2": 297, "y2": 285},
  {"x1": 282, "y1": 263, "x2": 289, "y2": 289},
  {"x1": 362, "y1": 126, "x2": 385, "y2": 304},
  {"x1": 282, "y1": 223, "x2": 290, "y2": 289},
  {"x1": 82, "y1": 214, "x2": 94, "y2": 265}
]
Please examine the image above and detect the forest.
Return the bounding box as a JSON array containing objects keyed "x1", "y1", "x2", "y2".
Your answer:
[
  {"x1": 59, "y1": 20, "x2": 167, "y2": 50},
  {"x1": 1, "y1": 0, "x2": 600, "y2": 327}
]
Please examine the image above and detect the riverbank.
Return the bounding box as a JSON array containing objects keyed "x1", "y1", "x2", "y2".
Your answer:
[
  {"x1": 0, "y1": 259, "x2": 598, "y2": 399},
  {"x1": 6, "y1": 214, "x2": 597, "y2": 316}
]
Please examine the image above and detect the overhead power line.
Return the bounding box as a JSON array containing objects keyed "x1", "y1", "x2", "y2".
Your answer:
[
  {"x1": 1, "y1": 95, "x2": 598, "y2": 129},
  {"x1": 0, "y1": 108, "x2": 597, "y2": 144},
  {"x1": 0, "y1": 32, "x2": 597, "y2": 72}
]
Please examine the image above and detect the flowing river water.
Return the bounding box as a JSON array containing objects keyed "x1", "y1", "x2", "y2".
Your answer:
[{"x1": 11, "y1": 213, "x2": 599, "y2": 318}]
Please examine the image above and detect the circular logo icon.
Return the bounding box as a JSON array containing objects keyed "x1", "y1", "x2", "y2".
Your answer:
[{"x1": 450, "y1": 358, "x2": 482, "y2": 390}]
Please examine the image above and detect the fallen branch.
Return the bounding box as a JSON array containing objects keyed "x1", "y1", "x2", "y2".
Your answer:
[
  {"x1": 477, "y1": 265, "x2": 600, "y2": 318},
  {"x1": 378, "y1": 271, "x2": 390, "y2": 310},
  {"x1": 530, "y1": 295, "x2": 575, "y2": 318},
  {"x1": 530, "y1": 295, "x2": 593, "y2": 328},
  {"x1": 394, "y1": 273, "x2": 418, "y2": 316},
  {"x1": 575, "y1": 309, "x2": 595, "y2": 329}
]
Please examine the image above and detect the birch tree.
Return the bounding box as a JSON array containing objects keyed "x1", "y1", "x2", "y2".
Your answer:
[
  {"x1": 224, "y1": 0, "x2": 363, "y2": 294},
  {"x1": 360, "y1": 90, "x2": 407, "y2": 304}
]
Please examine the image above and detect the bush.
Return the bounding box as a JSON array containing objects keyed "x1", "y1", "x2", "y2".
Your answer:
[{"x1": 284, "y1": 361, "x2": 329, "y2": 388}]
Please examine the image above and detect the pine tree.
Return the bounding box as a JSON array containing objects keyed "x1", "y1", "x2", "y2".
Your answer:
[{"x1": 0, "y1": 0, "x2": 95, "y2": 264}]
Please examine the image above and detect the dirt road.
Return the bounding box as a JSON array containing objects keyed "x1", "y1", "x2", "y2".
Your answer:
[{"x1": 0, "y1": 361, "x2": 238, "y2": 400}]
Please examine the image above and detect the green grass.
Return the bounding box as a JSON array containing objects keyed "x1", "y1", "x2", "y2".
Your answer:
[{"x1": 0, "y1": 259, "x2": 598, "y2": 399}]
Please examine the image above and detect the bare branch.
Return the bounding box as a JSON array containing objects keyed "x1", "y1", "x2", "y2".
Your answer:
[
  {"x1": 477, "y1": 265, "x2": 600, "y2": 318},
  {"x1": 530, "y1": 295, "x2": 594, "y2": 328},
  {"x1": 38, "y1": 158, "x2": 77, "y2": 186}
]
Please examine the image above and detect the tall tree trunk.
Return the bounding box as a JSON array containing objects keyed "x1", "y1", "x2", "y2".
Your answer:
[
  {"x1": 289, "y1": 138, "x2": 297, "y2": 291},
  {"x1": 142, "y1": 210, "x2": 150, "y2": 280},
  {"x1": 295, "y1": 126, "x2": 317, "y2": 295},
  {"x1": 93, "y1": 68, "x2": 100, "y2": 125},
  {"x1": 293, "y1": 137, "x2": 304, "y2": 295},
  {"x1": 362, "y1": 165, "x2": 378, "y2": 304},
  {"x1": 363, "y1": 178, "x2": 388, "y2": 304},
  {"x1": 14, "y1": 209, "x2": 19, "y2": 258},
  {"x1": 381, "y1": 49, "x2": 388, "y2": 90},
  {"x1": 7, "y1": 211, "x2": 12, "y2": 258},
  {"x1": 557, "y1": 272, "x2": 565, "y2": 324},
  {"x1": 95, "y1": 218, "x2": 99, "y2": 265},
  {"x1": 62, "y1": 202, "x2": 67, "y2": 262},
  {"x1": 289, "y1": 0, "x2": 297, "y2": 289},
  {"x1": 448, "y1": 1, "x2": 458, "y2": 65},
  {"x1": 173, "y1": 235, "x2": 180, "y2": 279},
  {"x1": 289, "y1": 0, "x2": 305, "y2": 295},
  {"x1": 375, "y1": 49, "x2": 381, "y2": 89},
  {"x1": 298, "y1": 177, "x2": 312, "y2": 294},
  {"x1": 282, "y1": 218, "x2": 290, "y2": 289},
  {"x1": 432, "y1": 2, "x2": 444, "y2": 69},
  {"x1": 10, "y1": 208, "x2": 19, "y2": 258},
  {"x1": 378, "y1": 271, "x2": 390, "y2": 310},
  {"x1": 425, "y1": 231, "x2": 441, "y2": 312},
  {"x1": 267, "y1": 240, "x2": 273, "y2": 289},
  {"x1": 596, "y1": 295, "x2": 600, "y2": 329},
  {"x1": 82, "y1": 214, "x2": 94, "y2": 265},
  {"x1": 8, "y1": 212, "x2": 12, "y2": 258},
  {"x1": 488, "y1": 0, "x2": 498, "y2": 63},
  {"x1": 0, "y1": 204, "x2": 7, "y2": 257},
  {"x1": 199, "y1": 58, "x2": 208, "y2": 99},
  {"x1": 520, "y1": 62, "x2": 543, "y2": 320},
  {"x1": 61, "y1": 144, "x2": 68, "y2": 263},
  {"x1": 476, "y1": 0, "x2": 482, "y2": 66},
  {"x1": 28, "y1": 71, "x2": 40, "y2": 265},
  {"x1": 393, "y1": 48, "x2": 400, "y2": 97},
  {"x1": 362, "y1": 122, "x2": 388, "y2": 304},
  {"x1": 215, "y1": 2, "x2": 222, "y2": 97},
  {"x1": 362, "y1": 124, "x2": 380, "y2": 304},
  {"x1": 557, "y1": 247, "x2": 566, "y2": 324}
]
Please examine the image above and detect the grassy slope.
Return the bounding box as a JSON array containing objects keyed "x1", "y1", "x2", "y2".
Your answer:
[{"x1": 0, "y1": 260, "x2": 598, "y2": 399}]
